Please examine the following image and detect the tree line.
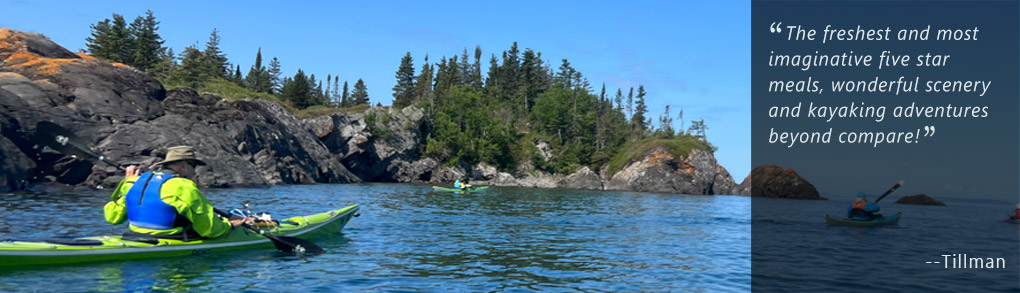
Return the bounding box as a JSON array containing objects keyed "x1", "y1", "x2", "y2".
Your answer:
[
  {"x1": 390, "y1": 43, "x2": 710, "y2": 174},
  {"x1": 83, "y1": 10, "x2": 712, "y2": 175},
  {"x1": 83, "y1": 10, "x2": 369, "y2": 109}
]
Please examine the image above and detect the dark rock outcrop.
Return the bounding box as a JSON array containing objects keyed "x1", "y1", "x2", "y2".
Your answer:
[
  {"x1": 303, "y1": 105, "x2": 425, "y2": 182},
  {"x1": 0, "y1": 28, "x2": 357, "y2": 191},
  {"x1": 605, "y1": 147, "x2": 739, "y2": 195},
  {"x1": 559, "y1": 167, "x2": 603, "y2": 190},
  {"x1": 895, "y1": 194, "x2": 946, "y2": 206},
  {"x1": 746, "y1": 164, "x2": 825, "y2": 200}
]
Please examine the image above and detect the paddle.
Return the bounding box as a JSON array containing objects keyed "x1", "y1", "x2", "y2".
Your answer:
[
  {"x1": 32, "y1": 121, "x2": 324, "y2": 254},
  {"x1": 34, "y1": 121, "x2": 123, "y2": 171},
  {"x1": 213, "y1": 209, "x2": 325, "y2": 254},
  {"x1": 873, "y1": 180, "x2": 905, "y2": 203}
]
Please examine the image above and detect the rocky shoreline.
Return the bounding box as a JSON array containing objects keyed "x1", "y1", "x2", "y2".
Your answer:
[{"x1": 0, "y1": 28, "x2": 750, "y2": 196}]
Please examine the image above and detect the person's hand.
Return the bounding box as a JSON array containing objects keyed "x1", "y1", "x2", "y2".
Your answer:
[
  {"x1": 229, "y1": 218, "x2": 247, "y2": 228},
  {"x1": 125, "y1": 165, "x2": 140, "y2": 178}
]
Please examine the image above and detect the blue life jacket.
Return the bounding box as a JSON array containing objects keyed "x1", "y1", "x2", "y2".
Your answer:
[
  {"x1": 454, "y1": 180, "x2": 462, "y2": 189},
  {"x1": 125, "y1": 172, "x2": 180, "y2": 230}
]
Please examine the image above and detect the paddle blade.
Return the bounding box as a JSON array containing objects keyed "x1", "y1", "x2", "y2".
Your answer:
[{"x1": 272, "y1": 235, "x2": 325, "y2": 254}]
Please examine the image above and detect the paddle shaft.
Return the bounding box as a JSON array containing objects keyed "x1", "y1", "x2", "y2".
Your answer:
[{"x1": 873, "y1": 180, "x2": 905, "y2": 203}]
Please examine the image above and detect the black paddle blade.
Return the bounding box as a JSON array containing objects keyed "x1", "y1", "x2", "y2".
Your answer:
[
  {"x1": 34, "y1": 121, "x2": 88, "y2": 156},
  {"x1": 34, "y1": 121, "x2": 123, "y2": 170},
  {"x1": 271, "y1": 235, "x2": 325, "y2": 254},
  {"x1": 244, "y1": 223, "x2": 325, "y2": 254}
]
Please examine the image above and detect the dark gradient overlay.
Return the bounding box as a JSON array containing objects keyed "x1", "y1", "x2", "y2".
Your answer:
[{"x1": 753, "y1": 1, "x2": 1018, "y2": 291}]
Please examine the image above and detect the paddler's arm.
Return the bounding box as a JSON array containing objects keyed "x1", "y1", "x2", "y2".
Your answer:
[
  {"x1": 103, "y1": 168, "x2": 139, "y2": 225},
  {"x1": 163, "y1": 178, "x2": 234, "y2": 239}
]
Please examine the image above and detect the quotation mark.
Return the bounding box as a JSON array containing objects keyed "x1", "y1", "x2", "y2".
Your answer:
[
  {"x1": 770, "y1": 22, "x2": 783, "y2": 33},
  {"x1": 923, "y1": 126, "x2": 936, "y2": 136}
]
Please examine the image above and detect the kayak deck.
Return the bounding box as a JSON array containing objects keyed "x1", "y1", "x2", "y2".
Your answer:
[
  {"x1": 825, "y1": 212, "x2": 901, "y2": 226},
  {"x1": 0, "y1": 204, "x2": 359, "y2": 267}
]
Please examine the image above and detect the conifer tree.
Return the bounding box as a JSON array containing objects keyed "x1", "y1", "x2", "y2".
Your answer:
[
  {"x1": 245, "y1": 48, "x2": 271, "y2": 93},
  {"x1": 85, "y1": 18, "x2": 114, "y2": 60},
  {"x1": 201, "y1": 28, "x2": 228, "y2": 80},
  {"x1": 268, "y1": 57, "x2": 282, "y2": 94},
  {"x1": 414, "y1": 55, "x2": 434, "y2": 114},
  {"x1": 129, "y1": 10, "x2": 165, "y2": 72},
  {"x1": 351, "y1": 79, "x2": 369, "y2": 105},
  {"x1": 392, "y1": 52, "x2": 417, "y2": 108},
  {"x1": 471, "y1": 46, "x2": 483, "y2": 90},
  {"x1": 281, "y1": 69, "x2": 313, "y2": 108},
  {"x1": 176, "y1": 46, "x2": 204, "y2": 87},
  {"x1": 632, "y1": 85, "x2": 649, "y2": 135},
  {"x1": 232, "y1": 65, "x2": 244, "y2": 86},
  {"x1": 341, "y1": 81, "x2": 350, "y2": 107}
]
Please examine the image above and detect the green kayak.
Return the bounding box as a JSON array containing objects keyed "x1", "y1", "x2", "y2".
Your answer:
[
  {"x1": 432, "y1": 186, "x2": 489, "y2": 192},
  {"x1": 0, "y1": 204, "x2": 359, "y2": 267},
  {"x1": 825, "y1": 212, "x2": 901, "y2": 227}
]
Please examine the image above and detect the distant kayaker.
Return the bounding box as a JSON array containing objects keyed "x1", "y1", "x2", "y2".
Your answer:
[
  {"x1": 847, "y1": 193, "x2": 881, "y2": 221},
  {"x1": 1011, "y1": 203, "x2": 1020, "y2": 221},
  {"x1": 453, "y1": 179, "x2": 472, "y2": 190},
  {"x1": 104, "y1": 146, "x2": 245, "y2": 240}
]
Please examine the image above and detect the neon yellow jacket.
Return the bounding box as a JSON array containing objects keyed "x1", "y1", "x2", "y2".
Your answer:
[{"x1": 104, "y1": 172, "x2": 232, "y2": 238}]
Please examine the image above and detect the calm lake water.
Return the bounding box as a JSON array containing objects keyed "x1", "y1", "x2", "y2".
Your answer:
[{"x1": 0, "y1": 184, "x2": 752, "y2": 292}]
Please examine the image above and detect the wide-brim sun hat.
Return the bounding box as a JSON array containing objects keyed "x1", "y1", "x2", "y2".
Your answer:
[{"x1": 155, "y1": 146, "x2": 207, "y2": 166}]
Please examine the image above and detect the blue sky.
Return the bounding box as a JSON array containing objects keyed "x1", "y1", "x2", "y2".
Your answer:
[{"x1": 1, "y1": 0, "x2": 751, "y2": 180}]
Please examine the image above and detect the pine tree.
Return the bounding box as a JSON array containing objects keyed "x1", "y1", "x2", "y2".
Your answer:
[
  {"x1": 151, "y1": 47, "x2": 175, "y2": 81},
  {"x1": 201, "y1": 28, "x2": 228, "y2": 80},
  {"x1": 341, "y1": 81, "x2": 350, "y2": 107},
  {"x1": 176, "y1": 45, "x2": 204, "y2": 87},
  {"x1": 351, "y1": 78, "x2": 369, "y2": 105},
  {"x1": 268, "y1": 57, "x2": 282, "y2": 94},
  {"x1": 129, "y1": 10, "x2": 165, "y2": 72},
  {"x1": 414, "y1": 55, "x2": 434, "y2": 115},
  {"x1": 632, "y1": 85, "x2": 648, "y2": 135},
  {"x1": 614, "y1": 88, "x2": 623, "y2": 111},
  {"x1": 108, "y1": 14, "x2": 134, "y2": 63},
  {"x1": 471, "y1": 46, "x2": 483, "y2": 90},
  {"x1": 458, "y1": 48, "x2": 471, "y2": 85},
  {"x1": 281, "y1": 69, "x2": 313, "y2": 108},
  {"x1": 627, "y1": 87, "x2": 634, "y2": 120},
  {"x1": 85, "y1": 18, "x2": 114, "y2": 60},
  {"x1": 332, "y1": 76, "x2": 340, "y2": 107},
  {"x1": 232, "y1": 65, "x2": 244, "y2": 86},
  {"x1": 245, "y1": 48, "x2": 271, "y2": 93},
  {"x1": 392, "y1": 52, "x2": 416, "y2": 108}
]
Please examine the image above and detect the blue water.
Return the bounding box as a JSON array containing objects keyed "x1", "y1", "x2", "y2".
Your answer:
[
  {"x1": 0, "y1": 184, "x2": 751, "y2": 292},
  {"x1": 752, "y1": 197, "x2": 1020, "y2": 292}
]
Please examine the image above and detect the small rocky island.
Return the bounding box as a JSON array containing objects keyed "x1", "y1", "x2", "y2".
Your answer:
[{"x1": 895, "y1": 194, "x2": 946, "y2": 206}]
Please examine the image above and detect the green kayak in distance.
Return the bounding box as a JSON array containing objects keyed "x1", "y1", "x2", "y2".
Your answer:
[
  {"x1": 0, "y1": 204, "x2": 359, "y2": 268},
  {"x1": 825, "y1": 212, "x2": 901, "y2": 227},
  {"x1": 432, "y1": 186, "x2": 489, "y2": 193},
  {"x1": 1007, "y1": 219, "x2": 1020, "y2": 224}
]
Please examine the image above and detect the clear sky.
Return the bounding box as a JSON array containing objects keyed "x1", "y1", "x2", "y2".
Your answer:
[{"x1": 1, "y1": 0, "x2": 751, "y2": 180}]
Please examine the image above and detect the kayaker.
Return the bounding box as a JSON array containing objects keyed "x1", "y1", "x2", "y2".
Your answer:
[
  {"x1": 1010, "y1": 203, "x2": 1020, "y2": 220},
  {"x1": 847, "y1": 193, "x2": 881, "y2": 221},
  {"x1": 104, "y1": 146, "x2": 245, "y2": 240}
]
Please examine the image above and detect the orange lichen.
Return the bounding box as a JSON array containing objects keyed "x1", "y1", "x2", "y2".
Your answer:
[
  {"x1": 111, "y1": 62, "x2": 130, "y2": 68},
  {"x1": 646, "y1": 150, "x2": 675, "y2": 164},
  {"x1": 5, "y1": 51, "x2": 80, "y2": 75},
  {"x1": 75, "y1": 52, "x2": 96, "y2": 60}
]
